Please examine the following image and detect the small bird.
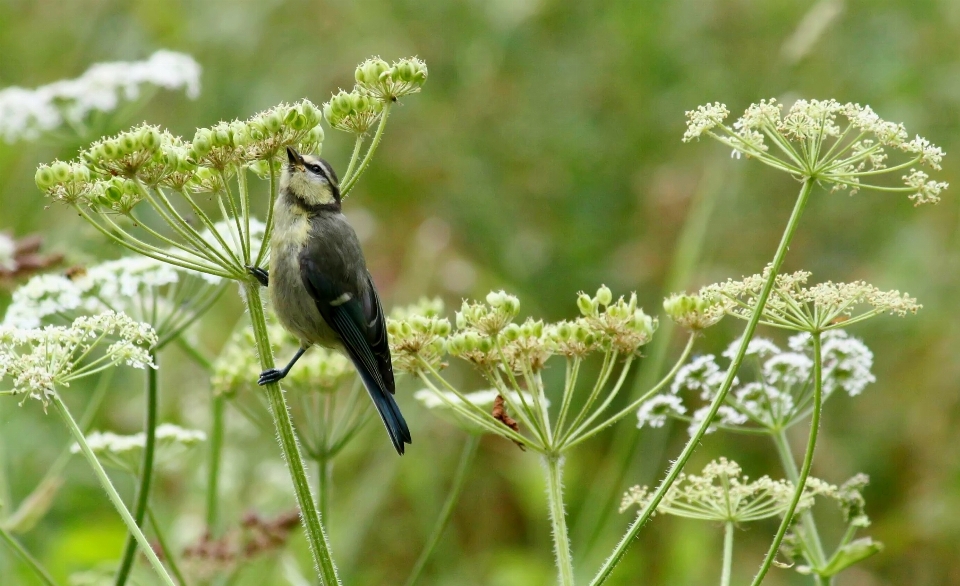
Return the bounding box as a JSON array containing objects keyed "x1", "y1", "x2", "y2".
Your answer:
[{"x1": 249, "y1": 146, "x2": 411, "y2": 454}]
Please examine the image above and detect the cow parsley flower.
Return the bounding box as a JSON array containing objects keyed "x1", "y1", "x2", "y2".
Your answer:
[
  {"x1": 698, "y1": 268, "x2": 921, "y2": 332},
  {"x1": 72, "y1": 423, "x2": 205, "y2": 473},
  {"x1": 0, "y1": 312, "x2": 156, "y2": 405},
  {"x1": 636, "y1": 394, "x2": 686, "y2": 429},
  {"x1": 683, "y1": 98, "x2": 947, "y2": 205},
  {"x1": 670, "y1": 355, "x2": 727, "y2": 399},
  {"x1": 620, "y1": 458, "x2": 814, "y2": 522},
  {"x1": 0, "y1": 50, "x2": 200, "y2": 142}
]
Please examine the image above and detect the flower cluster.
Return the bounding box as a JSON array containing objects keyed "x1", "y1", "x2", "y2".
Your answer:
[
  {"x1": 3, "y1": 256, "x2": 223, "y2": 347},
  {"x1": 0, "y1": 50, "x2": 200, "y2": 143},
  {"x1": 72, "y1": 423, "x2": 205, "y2": 473},
  {"x1": 323, "y1": 57, "x2": 427, "y2": 135},
  {"x1": 212, "y1": 316, "x2": 352, "y2": 397},
  {"x1": 388, "y1": 298, "x2": 450, "y2": 374},
  {"x1": 638, "y1": 330, "x2": 874, "y2": 434},
  {"x1": 0, "y1": 312, "x2": 156, "y2": 405},
  {"x1": 683, "y1": 98, "x2": 947, "y2": 204},
  {"x1": 620, "y1": 458, "x2": 814, "y2": 523},
  {"x1": 697, "y1": 268, "x2": 920, "y2": 332},
  {"x1": 662, "y1": 293, "x2": 725, "y2": 331}
]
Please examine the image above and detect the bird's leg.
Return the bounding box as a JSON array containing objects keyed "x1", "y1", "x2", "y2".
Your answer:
[
  {"x1": 246, "y1": 265, "x2": 269, "y2": 287},
  {"x1": 258, "y1": 347, "x2": 307, "y2": 385}
]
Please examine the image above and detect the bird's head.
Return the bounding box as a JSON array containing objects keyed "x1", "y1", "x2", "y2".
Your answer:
[{"x1": 281, "y1": 146, "x2": 340, "y2": 208}]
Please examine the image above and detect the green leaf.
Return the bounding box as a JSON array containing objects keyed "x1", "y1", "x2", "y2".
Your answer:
[{"x1": 820, "y1": 537, "x2": 884, "y2": 577}]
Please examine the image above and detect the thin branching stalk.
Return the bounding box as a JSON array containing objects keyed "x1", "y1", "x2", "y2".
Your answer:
[
  {"x1": 243, "y1": 282, "x2": 340, "y2": 585},
  {"x1": 115, "y1": 350, "x2": 159, "y2": 586},
  {"x1": 721, "y1": 521, "x2": 735, "y2": 586},
  {"x1": 544, "y1": 453, "x2": 575, "y2": 586},
  {"x1": 147, "y1": 506, "x2": 188, "y2": 586},
  {"x1": 341, "y1": 103, "x2": 392, "y2": 196},
  {"x1": 751, "y1": 332, "x2": 825, "y2": 586},
  {"x1": 51, "y1": 392, "x2": 176, "y2": 586},
  {"x1": 404, "y1": 434, "x2": 481, "y2": 586},
  {"x1": 0, "y1": 522, "x2": 58, "y2": 586},
  {"x1": 590, "y1": 178, "x2": 815, "y2": 586},
  {"x1": 207, "y1": 395, "x2": 224, "y2": 532}
]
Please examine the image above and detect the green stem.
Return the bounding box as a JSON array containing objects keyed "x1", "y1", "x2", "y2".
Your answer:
[
  {"x1": 544, "y1": 453, "x2": 575, "y2": 586},
  {"x1": 341, "y1": 103, "x2": 392, "y2": 196},
  {"x1": 772, "y1": 430, "x2": 827, "y2": 564},
  {"x1": 403, "y1": 434, "x2": 480, "y2": 586},
  {"x1": 751, "y1": 333, "x2": 825, "y2": 586},
  {"x1": 0, "y1": 522, "x2": 59, "y2": 586},
  {"x1": 50, "y1": 392, "x2": 176, "y2": 586},
  {"x1": 318, "y1": 453, "x2": 331, "y2": 524},
  {"x1": 243, "y1": 282, "x2": 340, "y2": 585},
  {"x1": 721, "y1": 522, "x2": 734, "y2": 586},
  {"x1": 590, "y1": 178, "x2": 815, "y2": 586},
  {"x1": 115, "y1": 351, "x2": 159, "y2": 586},
  {"x1": 206, "y1": 395, "x2": 224, "y2": 532},
  {"x1": 342, "y1": 135, "x2": 365, "y2": 184},
  {"x1": 147, "y1": 506, "x2": 188, "y2": 586}
]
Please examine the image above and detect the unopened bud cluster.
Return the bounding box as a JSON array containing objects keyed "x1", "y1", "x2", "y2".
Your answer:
[
  {"x1": 323, "y1": 57, "x2": 427, "y2": 136},
  {"x1": 663, "y1": 293, "x2": 725, "y2": 330},
  {"x1": 387, "y1": 312, "x2": 451, "y2": 374},
  {"x1": 575, "y1": 286, "x2": 657, "y2": 354}
]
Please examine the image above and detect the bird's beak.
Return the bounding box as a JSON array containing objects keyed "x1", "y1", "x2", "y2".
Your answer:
[{"x1": 286, "y1": 146, "x2": 304, "y2": 170}]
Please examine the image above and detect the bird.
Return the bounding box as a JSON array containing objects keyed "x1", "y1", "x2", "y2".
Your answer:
[{"x1": 248, "y1": 146, "x2": 411, "y2": 455}]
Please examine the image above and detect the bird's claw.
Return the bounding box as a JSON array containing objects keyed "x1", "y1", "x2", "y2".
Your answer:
[
  {"x1": 258, "y1": 368, "x2": 285, "y2": 386},
  {"x1": 247, "y1": 265, "x2": 269, "y2": 287}
]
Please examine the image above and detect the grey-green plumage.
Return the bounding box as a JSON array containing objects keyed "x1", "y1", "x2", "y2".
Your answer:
[{"x1": 255, "y1": 147, "x2": 410, "y2": 455}]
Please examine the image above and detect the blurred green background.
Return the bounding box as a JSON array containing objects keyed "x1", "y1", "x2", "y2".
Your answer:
[{"x1": 1, "y1": 0, "x2": 959, "y2": 584}]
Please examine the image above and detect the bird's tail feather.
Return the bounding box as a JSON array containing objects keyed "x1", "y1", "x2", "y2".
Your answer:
[{"x1": 352, "y1": 357, "x2": 412, "y2": 455}]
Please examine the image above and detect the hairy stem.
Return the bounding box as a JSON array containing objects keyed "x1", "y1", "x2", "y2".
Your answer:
[
  {"x1": 243, "y1": 282, "x2": 340, "y2": 585},
  {"x1": 721, "y1": 521, "x2": 735, "y2": 586},
  {"x1": 752, "y1": 333, "x2": 825, "y2": 585},
  {"x1": 207, "y1": 395, "x2": 224, "y2": 532},
  {"x1": 51, "y1": 392, "x2": 176, "y2": 586},
  {"x1": 115, "y1": 350, "x2": 159, "y2": 586},
  {"x1": 404, "y1": 434, "x2": 480, "y2": 586},
  {"x1": 590, "y1": 178, "x2": 815, "y2": 586},
  {"x1": 0, "y1": 522, "x2": 58, "y2": 586},
  {"x1": 544, "y1": 453, "x2": 575, "y2": 586}
]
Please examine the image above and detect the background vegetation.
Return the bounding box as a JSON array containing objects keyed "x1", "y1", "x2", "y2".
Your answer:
[{"x1": 1, "y1": 0, "x2": 958, "y2": 584}]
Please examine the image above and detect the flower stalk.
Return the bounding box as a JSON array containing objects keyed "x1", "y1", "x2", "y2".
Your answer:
[
  {"x1": 590, "y1": 178, "x2": 815, "y2": 586},
  {"x1": 544, "y1": 453, "x2": 575, "y2": 586}
]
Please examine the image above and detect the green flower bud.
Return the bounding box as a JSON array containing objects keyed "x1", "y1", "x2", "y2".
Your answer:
[
  {"x1": 51, "y1": 161, "x2": 70, "y2": 182},
  {"x1": 119, "y1": 133, "x2": 137, "y2": 155},
  {"x1": 103, "y1": 181, "x2": 123, "y2": 203},
  {"x1": 213, "y1": 128, "x2": 230, "y2": 147},
  {"x1": 265, "y1": 111, "x2": 283, "y2": 133},
  {"x1": 307, "y1": 125, "x2": 324, "y2": 144},
  {"x1": 299, "y1": 100, "x2": 320, "y2": 126},
  {"x1": 356, "y1": 57, "x2": 390, "y2": 85},
  {"x1": 557, "y1": 322, "x2": 572, "y2": 340},
  {"x1": 229, "y1": 121, "x2": 248, "y2": 147},
  {"x1": 193, "y1": 129, "x2": 212, "y2": 156},
  {"x1": 140, "y1": 126, "x2": 161, "y2": 150},
  {"x1": 503, "y1": 324, "x2": 521, "y2": 342},
  {"x1": 35, "y1": 166, "x2": 55, "y2": 190},
  {"x1": 284, "y1": 107, "x2": 299, "y2": 126},
  {"x1": 101, "y1": 140, "x2": 119, "y2": 160},
  {"x1": 72, "y1": 164, "x2": 91, "y2": 182},
  {"x1": 435, "y1": 320, "x2": 451, "y2": 336},
  {"x1": 477, "y1": 336, "x2": 493, "y2": 353},
  {"x1": 486, "y1": 291, "x2": 504, "y2": 307},
  {"x1": 596, "y1": 285, "x2": 613, "y2": 307},
  {"x1": 248, "y1": 119, "x2": 266, "y2": 141},
  {"x1": 577, "y1": 293, "x2": 595, "y2": 316}
]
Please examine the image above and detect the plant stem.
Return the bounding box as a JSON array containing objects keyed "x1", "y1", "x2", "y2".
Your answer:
[
  {"x1": 721, "y1": 522, "x2": 735, "y2": 586},
  {"x1": 0, "y1": 522, "x2": 59, "y2": 586},
  {"x1": 751, "y1": 333, "x2": 825, "y2": 586},
  {"x1": 115, "y1": 350, "x2": 159, "y2": 586},
  {"x1": 403, "y1": 434, "x2": 480, "y2": 586},
  {"x1": 772, "y1": 430, "x2": 827, "y2": 564},
  {"x1": 242, "y1": 282, "x2": 340, "y2": 585},
  {"x1": 207, "y1": 395, "x2": 224, "y2": 532},
  {"x1": 341, "y1": 103, "x2": 392, "y2": 196},
  {"x1": 147, "y1": 506, "x2": 188, "y2": 586},
  {"x1": 543, "y1": 453, "x2": 575, "y2": 586},
  {"x1": 590, "y1": 178, "x2": 815, "y2": 586},
  {"x1": 51, "y1": 392, "x2": 176, "y2": 586},
  {"x1": 318, "y1": 453, "x2": 331, "y2": 524}
]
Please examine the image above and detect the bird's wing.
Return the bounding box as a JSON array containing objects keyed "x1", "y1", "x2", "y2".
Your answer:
[{"x1": 299, "y1": 256, "x2": 409, "y2": 453}]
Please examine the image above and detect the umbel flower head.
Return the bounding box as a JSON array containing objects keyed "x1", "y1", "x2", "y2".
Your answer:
[
  {"x1": 638, "y1": 330, "x2": 875, "y2": 434},
  {"x1": 71, "y1": 423, "x2": 205, "y2": 474},
  {"x1": 662, "y1": 293, "x2": 725, "y2": 331},
  {"x1": 0, "y1": 50, "x2": 200, "y2": 143},
  {"x1": 0, "y1": 312, "x2": 156, "y2": 405},
  {"x1": 697, "y1": 268, "x2": 921, "y2": 332},
  {"x1": 413, "y1": 388, "x2": 539, "y2": 436},
  {"x1": 212, "y1": 316, "x2": 352, "y2": 398},
  {"x1": 683, "y1": 99, "x2": 947, "y2": 205},
  {"x1": 388, "y1": 297, "x2": 451, "y2": 375},
  {"x1": 3, "y1": 256, "x2": 225, "y2": 347},
  {"x1": 620, "y1": 458, "x2": 817, "y2": 523}
]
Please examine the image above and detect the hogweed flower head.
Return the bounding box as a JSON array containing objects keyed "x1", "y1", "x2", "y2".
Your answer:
[
  {"x1": 71, "y1": 423, "x2": 205, "y2": 474},
  {"x1": 620, "y1": 458, "x2": 815, "y2": 523},
  {"x1": 663, "y1": 293, "x2": 725, "y2": 330},
  {"x1": 324, "y1": 89, "x2": 383, "y2": 134},
  {"x1": 354, "y1": 56, "x2": 428, "y2": 102},
  {"x1": 640, "y1": 330, "x2": 874, "y2": 434},
  {"x1": 0, "y1": 312, "x2": 156, "y2": 405},
  {"x1": 0, "y1": 50, "x2": 200, "y2": 143},
  {"x1": 697, "y1": 268, "x2": 920, "y2": 332},
  {"x1": 3, "y1": 256, "x2": 224, "y2": 347},
  {"x1": 388, "y1": 298, "x2": 451, "y2": 375},
  {"x1": 683, "y1": 98, "x2": 947, "y2": 205}
]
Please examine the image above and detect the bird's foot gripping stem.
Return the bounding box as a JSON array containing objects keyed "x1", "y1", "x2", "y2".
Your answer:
[
  {"x1": 247, "y1": 265, "x2": 269, "y2": 287},
  {"x1": 257, "y1": 347, "x2": 307, "y2": 386}
]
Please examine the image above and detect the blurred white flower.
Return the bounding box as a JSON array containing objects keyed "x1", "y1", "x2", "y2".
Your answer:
[
  {"x1": 687, "y1": 405, "x2": 748, "y2": 435},
  {"x1": 0, "y1": 50, "x2": 201, "y2": 142},
  {"x1": 636, "y1": 394, "x2": 686, "y2": 429},
  {"x1": 72, "y1": 423, "x2": 205, "y2": 473},
  {"x1": 0, "y1": 233, "x2": 16, "y2": 272}
]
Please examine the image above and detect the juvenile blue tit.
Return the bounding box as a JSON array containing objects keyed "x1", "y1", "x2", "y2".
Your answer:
[{"x1": 250, "y1": 147, "x2": 411, "y2": 455}]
